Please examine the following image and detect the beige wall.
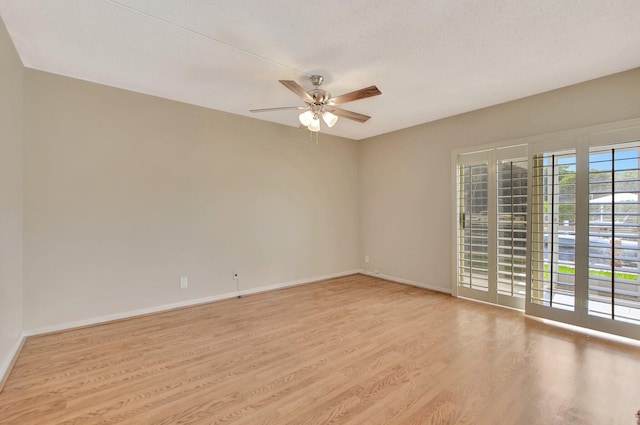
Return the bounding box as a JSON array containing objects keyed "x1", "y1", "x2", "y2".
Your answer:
[
  {"x1": 23, "y1": 71, "x2": 359, "y2": 329},
  {"x1": 0, "y1": 16, "x2": 23, "y2": 369},
  {"x1": 359, "y1": 68, "x2": 640, "y2": 292}
]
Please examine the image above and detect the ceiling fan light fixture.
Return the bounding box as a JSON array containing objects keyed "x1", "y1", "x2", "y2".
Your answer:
[
  {"x1": 322, "y1": 111, "x2": 338, "y2": 128},
  {"x1": 298, "y1": 110, "x2": 314, "y2": 126},
  {"x1": 308, "y1": 117, "x2": 321, "y2": 132}
]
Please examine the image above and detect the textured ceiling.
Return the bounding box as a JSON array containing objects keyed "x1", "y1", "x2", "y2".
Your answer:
[{"x1": 1, "y1": 0, "x2": 640, "y2": 140}]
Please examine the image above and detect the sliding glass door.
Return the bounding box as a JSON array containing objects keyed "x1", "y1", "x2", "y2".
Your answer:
[
  {"x1": 587, "y1": 144, "x2": 640, "y2": 326},
  {"x1": 456, "y1": 127, "x2": 640, "y2": 339},
  {"x1": 530, "y1": 149, "x2": 577, "y2": 312},
  {"x1": 528, "y1": 130, "x2": 640, "y2": 339}
]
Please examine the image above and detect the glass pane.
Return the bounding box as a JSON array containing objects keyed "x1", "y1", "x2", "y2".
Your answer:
[{"x1": 530, "y1": 151, "x2": 576, "y2": 310}]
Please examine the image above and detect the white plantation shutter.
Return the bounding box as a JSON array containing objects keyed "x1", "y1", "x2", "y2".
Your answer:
[
  {"x1": 457, "y1": 161, "x2": 489, "y2": 292},
  {"x1": 496, "y1": 158, "x2": 527, "y2": 299}
]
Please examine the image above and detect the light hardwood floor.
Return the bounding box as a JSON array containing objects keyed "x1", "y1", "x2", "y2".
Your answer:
[{"x1": 1, "y1": 274, "x2": 639, "y2": 424}]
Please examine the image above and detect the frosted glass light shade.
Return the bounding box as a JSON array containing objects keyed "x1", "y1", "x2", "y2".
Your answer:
[
  {"x1": 322, "y1": 111, "x2": 338, "y2": 128},
  {"x1": 298, "y1": 110, "x2": 314, "y2": 126},
  {"x1": 308, "y1": 117, "x2": 321, "y2": 132}
]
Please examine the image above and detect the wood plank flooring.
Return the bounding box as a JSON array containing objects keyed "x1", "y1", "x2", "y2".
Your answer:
[{"x1": 1, "y1": 274, "x2": 639, "y2": 424}]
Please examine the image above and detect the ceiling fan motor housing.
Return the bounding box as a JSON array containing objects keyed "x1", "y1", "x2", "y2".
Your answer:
[{"x1": 309, "y1": 88, "x2": 331, "y2": 105}]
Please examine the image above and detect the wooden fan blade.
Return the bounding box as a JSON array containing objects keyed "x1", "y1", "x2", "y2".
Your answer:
[
  {"x1": 250, "y1": 106, "x2": 309, "y2": 113},
  {"x1": 279, "y1": 80, "x2": 314, "y2": 103},
  {"x1": 329, "y1": 85, "x2": 381, "y2": 105},
  {"x1": 327, "y1": 107, "x2": 371, "y2": 123}
]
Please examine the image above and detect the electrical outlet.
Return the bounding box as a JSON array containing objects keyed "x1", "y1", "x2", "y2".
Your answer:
[
  {"x1": 179, "y1": 277, "x2": 188, "y2": 289},
  {"x1": 364, "y1": 255, "x2": 370, "y2": 263},
  {"x1": 233, "y1": 272, "x2": 238, "y2": 280}
]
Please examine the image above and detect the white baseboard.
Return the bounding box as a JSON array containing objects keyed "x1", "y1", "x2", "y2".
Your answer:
[
  {"x1": 359, "y1": 270, "x2": 452, "y2": 294},
  {"x1": 23, "y1": 269, "x2": 361, "y2": 337},
  {"x1": 0, "y1": 332, "x2": 27, "y2": 392}
]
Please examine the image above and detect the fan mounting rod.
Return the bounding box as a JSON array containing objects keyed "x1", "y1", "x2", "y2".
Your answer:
[{"x1": 310, "y1": 75, "x2": 324, "y2": 87}]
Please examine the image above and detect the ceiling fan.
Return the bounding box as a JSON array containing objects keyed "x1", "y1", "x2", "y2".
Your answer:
[{"x1": 250, "y1": 75, "x2": 381, "y2": 132}]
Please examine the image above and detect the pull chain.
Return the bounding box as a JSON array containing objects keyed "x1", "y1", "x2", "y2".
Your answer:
[{"x1": 308, "y1": 129, "x2": 320, "y2": 144}]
